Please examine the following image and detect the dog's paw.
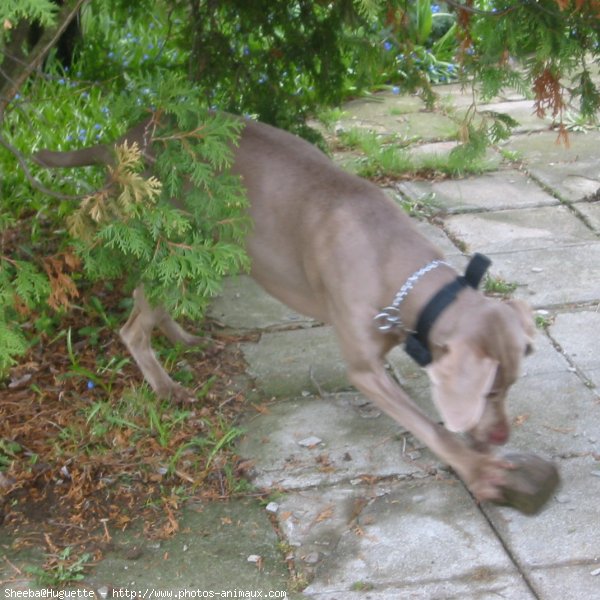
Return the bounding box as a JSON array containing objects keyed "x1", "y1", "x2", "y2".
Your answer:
[
  {"x1": 156, "y1": 382, "x2": 198, "y2": 405},
  {"x1": 464, "y1": 453, "x2": 515, "y2": 502}
]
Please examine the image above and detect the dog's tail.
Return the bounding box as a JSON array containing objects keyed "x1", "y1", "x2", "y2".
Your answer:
[
  {"x1": 33, "y1": 143, "x2": 114, "y2": 169},
  {"x1": 33, "y1": 118, "x2": 155, "y2": 169}
]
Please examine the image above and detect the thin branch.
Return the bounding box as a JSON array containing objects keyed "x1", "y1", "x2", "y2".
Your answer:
[
  {"x1": 0, "y1": 0, "x2": 89, "y2": 120},
  {"x1": 0, "y1": 133, "x2": 91, "y2": 201}
]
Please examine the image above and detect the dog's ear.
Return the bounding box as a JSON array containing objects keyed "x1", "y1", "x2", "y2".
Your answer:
[
  {"x1": 506, "y1": 298, "x2": 535, "y2": 355},
  {"x1": 426, "y1": 340, "x2": 498, "y2": 432}
]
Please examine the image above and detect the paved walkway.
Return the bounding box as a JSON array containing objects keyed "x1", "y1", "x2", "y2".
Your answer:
[
  {"x1": 3, "y1": 86, "x2": 600, "y2": 598},
  {"x1": 211, "y1": 86, "x2": 600, "y2": 598}
]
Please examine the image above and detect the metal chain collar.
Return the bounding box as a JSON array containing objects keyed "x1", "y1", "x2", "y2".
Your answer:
[{"x1": 374, "y1": 259, "x2": 451, "y2": 332}]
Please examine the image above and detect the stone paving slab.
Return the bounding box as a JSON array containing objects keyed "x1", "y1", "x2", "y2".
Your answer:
[
  {"x1": 575, "y1": 199, "x2": 600, "y2": 233},
  {"x1": 548, "y1": 310, "x2": 600, "y2": 389},
  {"x1": 240, "y1": 326, "x2": 349, "y2": 398},
  {"x1": 238, "y1": 392, "x2": 437, "y2": 490},
  {"x1": 208, "y1": 275, "x2": 315, "y2": 330},
  {"x1": 436, "y1": 83, "x2": 527, "y2": 108},
  {"x1": 405, "y1": 140, "x2": 503, "y2": 171},
  {"x1": 548, "y1": 310, "x2": 600, "y2": 370},
  {"x1": 483, "y1": 457, "x2": 600, "y2": 579},
  {"x1": 300, "y1": 477, "x2": 534, "y2": 598},
  {"x1": 498, "y1": 365, "x2": 600, "y2": 458},
  {"x1": 338, "y1": 109, "x2": 457, "y2": 141},
  {"x1": 525, "y1": 563, "x2": 600, "y2": 600},
  {"x1": 343, "y1": 93, "x2": 425, "y2": 119},
  {"x1": 444, "y1": 205, "x2": 597, "y2": 254},
  {"x1": 1, "y1": 499, "x2": 290, "y2": 595},
  {"x1": 477, "y1": 242, "x2": 600, "y2": 308},
  {"x1": 468, "y1": 100, "x2": 553, "y2": 133},
  {"x1": 399, "y1": 169, "x2": 560, "y2": 213},
  {"x1": 411, "y1": 219, "x2": 464, "y2": 258},
  {"x1": 504, "y1": 130, "x2": 600, "y2": 201},
  {"x1": 275, "y1": 482, "x2": 403, "y2": 583}
]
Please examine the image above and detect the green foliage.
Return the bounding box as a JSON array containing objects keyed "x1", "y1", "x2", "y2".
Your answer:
[
  {"x1": 483, "y1": 275, "x2": 517, "y2": 297},
  {"x1": 0, "y1": 0, "x2": 57, "y2": 26},
  {"x1": 0, "y1": 68, "x2": 249, "y2": 374},
  {"x1": 0, "y1": 252, "x2": 51, "y2": 371},
  {"x1": 3, "y1": 0, "x2": 600, "y2": 378},
  {"x1": 370, "y1": 1, "x2": 459, "y2": 95},
  {"x1": 74, "y1": 81, "x2": 250, "y2": 321},
  {"x1": 466, "y1": 1, "x2": 600, "y2": 120},
  {"x1": 25, "y1": 547, "x2": 91, "y2": 586}
]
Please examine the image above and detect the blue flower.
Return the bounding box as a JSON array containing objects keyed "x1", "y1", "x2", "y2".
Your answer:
[
  {"x1": 432, "y1": 4, "x2": 441, "y2": 13},
  {"x1": 66, "y1": 134, "x2": 73, "y2": 142},
  {"x1": 143, "y1": 54, "x2": 149, "y2": 61},
  {"x1": 108, "y1": 51, "x2": 115, "y2": 59},
  {"x1": 58, "y1": 78, "x2": 65, "y2": 85},
  {"x1": 243, "y1": 46, "x2": 250, "y2": 55},
  {"x1": 94, "y1": 123, "x2": 102, "y2": 130},
  {"x1": 87, "y1": 380, "x2": 95, "y2": 389},
  {"x1": 81, "y1": 91, "x2": 90, "y2": 99},
  {"x1": 101, "y1": 106, "x2": 110, "y2": 114},
  {"x1": 392, "y1": 86, "x2": 400, "y2": 95},
  {"x1": 383, "y1": 41, "x2": 393, "y2": 52}
]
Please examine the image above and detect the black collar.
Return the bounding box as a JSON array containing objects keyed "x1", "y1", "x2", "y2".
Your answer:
[{"x1": 405, "y1": 253, "x2": 491, "y2": 366}]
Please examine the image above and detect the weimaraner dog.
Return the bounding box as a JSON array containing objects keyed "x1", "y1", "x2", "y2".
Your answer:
[{"x1": 35, "y1": 116, "x2": 535, "y2": 502}]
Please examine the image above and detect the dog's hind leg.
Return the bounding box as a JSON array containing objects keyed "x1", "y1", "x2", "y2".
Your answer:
[
  {"x1": 119, "y1": 287, "x2": 197, "y2": 403},
  {"x1": 154, "y1": 307, "x2": 205, "y2": 348}
]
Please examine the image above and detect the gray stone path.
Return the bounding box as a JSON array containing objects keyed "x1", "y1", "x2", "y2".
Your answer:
[
  {"x1": 3, "y1": 87, "x2": 600, "y2": 598},
  {"x1": 224, "y1": 89, "x2": 600, "y2": 598}
]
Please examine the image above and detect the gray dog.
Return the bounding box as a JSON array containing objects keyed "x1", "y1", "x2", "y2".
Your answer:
[{"x1": 35, "y1": 115, "x2": 535, "y2": 501}]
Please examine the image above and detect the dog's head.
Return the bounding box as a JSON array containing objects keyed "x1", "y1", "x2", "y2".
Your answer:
[{"x1": 426, "y1": 298, "x2": 535, "y2": 448}]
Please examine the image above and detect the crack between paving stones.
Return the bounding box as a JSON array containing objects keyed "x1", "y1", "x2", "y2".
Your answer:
[
  {"x1": 465, "y1": 488, "x2": 543, "y2": 600},
  {"x1": 253, "y1": 469, "x2": 444, "y2": 496},
  {"x1": 542, "y1": 329, "x2": 599, "y2": 400},
  {"x1": 521, "y1": 169, "x2": 600, "y2": 238}
]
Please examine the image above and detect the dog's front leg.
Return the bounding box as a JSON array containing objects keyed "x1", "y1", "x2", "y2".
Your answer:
[
  {"x1": 119, "y1": 287, "x2": 197, "y2": 403},
  {"x1": 348, "y1": 361, "x2": 510, "y2": 500},
  {"x1": 334, "y1": 314, "x2": 510, "y2": 501}
]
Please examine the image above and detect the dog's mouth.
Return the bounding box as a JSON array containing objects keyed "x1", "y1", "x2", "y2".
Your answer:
[{"x1": 466, "y1": 423, "x2": 510, "y2": 453}]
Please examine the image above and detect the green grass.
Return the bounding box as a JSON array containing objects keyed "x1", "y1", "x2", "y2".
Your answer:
[
  {"x1": 336, "y1": 126, "x2": 497, "y2": 180},
  {"x1": 317, "y1": 107, "x2": 346, "y2": 131},
  {"x1": 535, "y1": 313, "x2": 553, "y2": 329},
  {"x1": 25, "y1": 547, "x2": 92, "y2": 587},
  {"x1": 483, "y1": 275, "x2": 517, "y2": 297}
]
